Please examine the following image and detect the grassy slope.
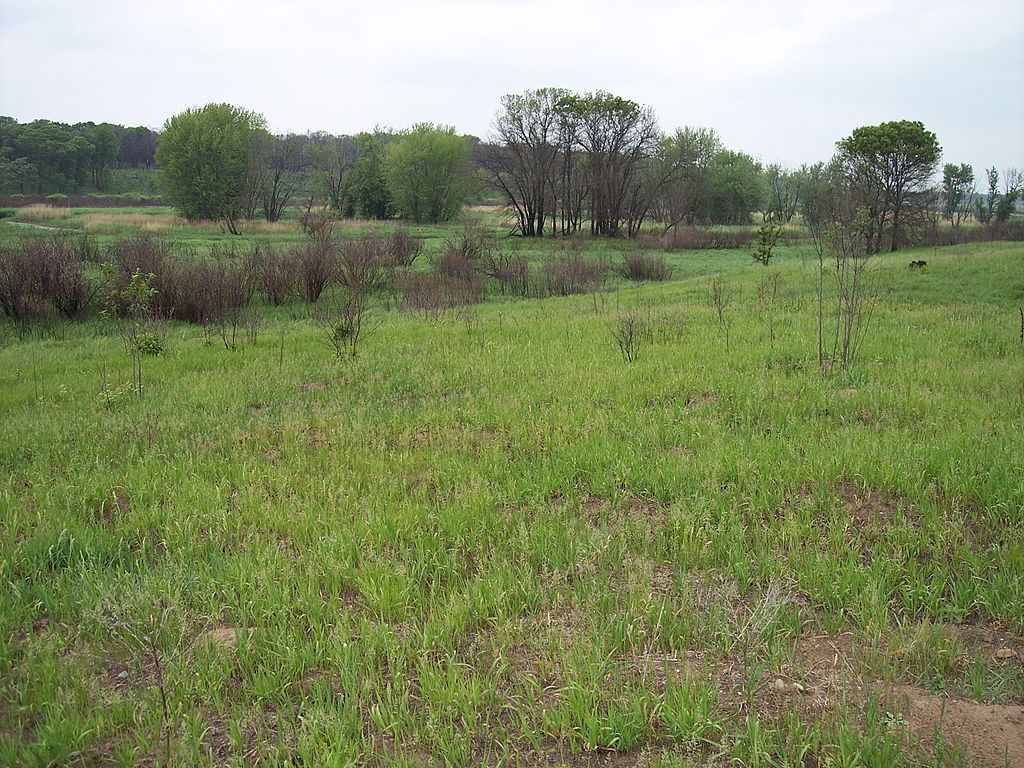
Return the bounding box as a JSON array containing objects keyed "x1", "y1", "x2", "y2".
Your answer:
[{"x1": 1, "y1": 215, "x2": 1023, "y2": 766}]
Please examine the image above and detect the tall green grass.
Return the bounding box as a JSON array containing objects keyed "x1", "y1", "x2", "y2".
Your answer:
[{"x1": 1, "y1": 215, "x2": 1022, "y2": 765}]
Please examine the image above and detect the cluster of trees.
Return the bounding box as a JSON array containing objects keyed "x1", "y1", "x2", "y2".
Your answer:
[
  {"x1": 966, "y1": 166, "x2": 1021, "y2": 226},
  {"x1": 0, "y1": 117, "x2": 158, "y2": 194},
  {"x1": 480, "y1": 89, "x2": 770, "y2": 237},
  {"x1": 484, "y1": 90, "x2": 1022, "y2": 248},
  {"x1": 157, "y1": 104, "x2": 477, "y2": 231}
]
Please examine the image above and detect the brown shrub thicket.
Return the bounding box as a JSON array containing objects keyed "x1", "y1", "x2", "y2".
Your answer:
[
  {"x1": 640, "y1": 228, "x2": 755, "y2": 251},
  {"x1": 541, "y1": 255, "x2": 609, "y2": 296},
  {"x1": 295, "y1": 235, "x2": 337, "y2": 303},
  {"x1": 0, "y1": 243, "x2": 36, "y2": 321},
  {"x1": 483, "y1": 249, "x2": 531, "y2": 296},
  {"x1": 338, "y1": 237, "x2": 387, "y2": 296},
  {"x1": 401, "y1": 272, "x2": 484, "y2": 318},
  {"x1": 249, "y1": 243, "x2": 296, "y2": 305},
  {"x1": 615, "y1": 252, "x2": 672, "y2": 282},
  {"x1": 0, "y1": 236, "x2": 100, "y2": 321}
]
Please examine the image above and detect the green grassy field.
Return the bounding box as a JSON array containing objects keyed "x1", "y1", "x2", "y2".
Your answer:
[{"x1": 1, "y1": 210, "x2": 1023, "y2": 767}]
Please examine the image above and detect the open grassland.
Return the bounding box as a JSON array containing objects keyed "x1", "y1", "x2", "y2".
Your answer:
[{"x1": 1, "y1": 211, "x2": 1023, "y2": 767}]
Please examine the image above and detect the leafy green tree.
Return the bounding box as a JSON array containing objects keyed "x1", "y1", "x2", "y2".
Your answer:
[
  {"x1": 88, "y1": 124, "x2": 120, "y2": 189},
  {"x1": 0, "y1": 154, "x2": 36, "y2": 194},
  {"x1": 383, "y1": 124, "x2": 471, "y2": 223},
  {"x1": 994, "y1": 169, "x2": 1021, "y2": 224},
  {"x1": 307, "y1": 133, "x2": 358, "y2": 215},
  {"x1": 976, "y1": 167, "x2": 999, "y2": 224},
  {"x1": 941, "y1": 163, "x2": 975, "y2": 228},
  {"x1": 649, "y1": 126, "x2": 721, "y2": 227},
  {"x1": 837, "y1": 120, "x2": 941, "y2": 252},
  {"x1": 350, "y1": 132, "x2": 393, "y2": 219},
  {"x1": 0, "y1": 117, "x2": 149, "y2": 194},
  {"x1": 156, "y1": 104, "x2": 265, "y2": 233},
  {"x1": 765, "y1": 163, "x2": 804, "y2": 223},
  {"x1": 706, "y1": 150, "x2": 767, "y2": 224}
]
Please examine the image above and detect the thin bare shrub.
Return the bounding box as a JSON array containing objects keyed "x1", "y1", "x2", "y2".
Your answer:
[
  {"x1": 611, "y1": 307, "x2": 654, "y2": 362},
  {"x1": 295, "y1": 235, "x2": 337, "y2": 303},
  {"x1": 108, "y1": 233, "x2": 172, "y2": 283},
  {"x1": 0, "y1": 243, "x2": 35, "y2": 322},
  {"x1": 0, "y1": 237, "x2": 98, "y2": 322},
  {"x1": 156, "y1": 255, "x2": 253, "y2": 336},
  {"x1": 338, "y1": 236, "x2": 387, "y2": 296},
  {"x1": 709, "y1": 273, "x2": 733, "y2": 352},
  {"x1": 444, "y1": 221, "x2": 493, "y2": 265},
  {"x1": 107, "y1": 234, "x2": 174, "y2": 316},
  {"x1": 615, "y1": 252, "x2": 672, "y2": 282},
  {"x1": 755, "y1": 273, "x2": 783, "y2": 346},
  {"x1": 31, "y1": 238, "x2": 97, "y2": 318},
  {"x1": 206, "y1": 259, "x2": 255, "y2": 349},
  {"x1": 401, "y1": 272, "x2": 484, "y2": 319},
  {"x1": 319, "y1": 293, "x2": 379, "y2": 359},
  {"x1": 249, "y1": 242, "x2": 296, "y2": 305},
  {"x1": 383, "y1": 229, "x2": 423, "y2": 269},
  {"x1": 73, "y1": 233, "x2": 103, "y2": 264},
  {"x1": 300, "y1": 205, "x2": 334, "y2": 238},
  {"x1": 541, "y1": 255, "x2": 609, "y2": 296},
  {"x1": 483, "y1": 249, "x2": 531, "y2": 296},
  {"x1": 819, "y1": 209, "x2": 877, "y2": 370}
]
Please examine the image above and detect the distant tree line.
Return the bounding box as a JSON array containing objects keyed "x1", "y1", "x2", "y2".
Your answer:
[
  {"x1": 0, "y1": 117, "x2": 159, "y2": 194},
  {"x1": 6, "y1": 93, "x2": 1020, "y2": 241}
]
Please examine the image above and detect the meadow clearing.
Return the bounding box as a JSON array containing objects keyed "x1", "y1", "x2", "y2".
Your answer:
[{"x1": 1, "y1": 207, "x2": 1023, "y2": 767}]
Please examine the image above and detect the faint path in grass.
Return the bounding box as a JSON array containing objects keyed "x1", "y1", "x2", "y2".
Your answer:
[{"x1": 6, "y1": 221, "x2": 71, "y2": 232}]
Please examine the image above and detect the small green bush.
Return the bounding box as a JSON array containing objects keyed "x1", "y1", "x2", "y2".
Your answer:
[{"x1": 136, "y1": 333, "x2": 165, "y2": 356}]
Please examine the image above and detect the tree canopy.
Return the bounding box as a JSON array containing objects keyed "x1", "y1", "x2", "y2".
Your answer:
[
  {"x1": 837, "y1": 120, "x2": 941, "y2": 251},
  {"x1": 155, "y1": 103, "x2": 266, "y2": 232},
  {"x1": 383, "y1": 124, "x2": 473, "y2": 224},
  {"x1": 0, "y1": 117, "x2": 154, "y2": 194}
]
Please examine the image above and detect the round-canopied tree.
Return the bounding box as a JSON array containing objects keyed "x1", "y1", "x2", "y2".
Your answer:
[
  {"x1": 156, "y1": 103, "x2": 265, "y2": 233},
  {"x1": 837, "y1": 120, "x2": 941, "y2": 252},
  {"x1": 383, "y1": 124, "x2": 472, "y2": 224}
]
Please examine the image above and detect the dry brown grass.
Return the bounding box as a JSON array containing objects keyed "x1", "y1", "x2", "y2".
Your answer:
[
  {"x1": 77, "y1": 213, "x2": 305, "y2": 235},
  {"x1": 14, "y1": 204, "x2": 75, "y2": 223},
  {"x1": 80, "y1": 213, "x2": 180, "y2": 233}
]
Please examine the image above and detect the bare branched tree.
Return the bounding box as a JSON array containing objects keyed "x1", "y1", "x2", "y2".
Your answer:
[
  {"x1": 610, "y1": 306, "x2": 653, "y2": 363},
  {"x1": 804, "y1": 163, "x2": 878, "y2": 370},
  {"x1": 483, "y1": 88, "x2": 566, "y2": 237},
  {"x1": 709, "y1": 273, "x2": 733, "y2": 353},
  {"x1": 320, "y1": 292, "x2": 379, "y2": 359}
]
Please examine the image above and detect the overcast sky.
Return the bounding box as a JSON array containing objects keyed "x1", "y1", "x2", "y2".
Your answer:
[{"x1": 1, "y1": 0, "x2": 1021, "y2": 175}]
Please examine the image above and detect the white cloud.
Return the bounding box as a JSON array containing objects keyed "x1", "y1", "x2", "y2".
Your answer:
[{"x1": 1, "y1": 0, "x2": 1021, "y2": 172}]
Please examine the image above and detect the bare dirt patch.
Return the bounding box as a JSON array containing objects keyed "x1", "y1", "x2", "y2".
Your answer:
[
  {"x1": 93, "y1": 487, "x2": 132, "y2": 524},
  {"x1": 948, "y1": 622, "x2": 1024, "y2": 676},
  {"x1": 198, "y1": 626, "x2": 251, "y2": 652},
  {"x1": 895, "y1": 685, "x2": 1024, "y2": 768},
  {"x1": 836, "y1": 480, "x2": 904, "y2": 528}
]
